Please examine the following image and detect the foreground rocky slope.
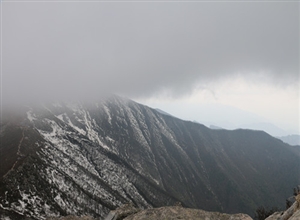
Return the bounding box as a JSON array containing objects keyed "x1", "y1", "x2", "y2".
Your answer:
[
  {"x1": 44, "y1": 194, "x2": 300, "y2": 220},
  {"x1": 1, "y1": 96, "x2": 299, "y2": 219},
  {"x1": 43, "y1": 204, "x2": 253, "y2": 220},
  {"x1": 124, "y1": 206, "x2": 252, "y2": 220},
  {"x1": 266, "y1": 194, "x2": 300, "y2": 220}
]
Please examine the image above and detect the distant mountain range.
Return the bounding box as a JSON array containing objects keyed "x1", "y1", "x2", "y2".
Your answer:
[
  {"x1": 208, "y1": 124, "x2": 300, "y2": 146},
  {"x1": 158, "y1": 102, "x2": 297, "y2": 138},
  {"x1": 277, "y1": 135, "x2": 300, "y2": 146},
  {"x1": 0, "y1": 96, "x2": 299, "y2": 219},
  {"x1": 238, "y1": 122, "x2": 290, "y2": 137},
  {"x1": 200, "y1": 120, "x2": 296, "y2": 138}
]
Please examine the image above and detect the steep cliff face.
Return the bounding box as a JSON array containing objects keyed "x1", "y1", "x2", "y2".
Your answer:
[{"x1": 0, "y1": 96, "x2": 299, "y2": 219}]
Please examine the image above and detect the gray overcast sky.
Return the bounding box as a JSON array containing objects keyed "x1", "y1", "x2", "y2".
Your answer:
[{"x1": 1, "y1": 1, "x2": 299, "y2": 132}]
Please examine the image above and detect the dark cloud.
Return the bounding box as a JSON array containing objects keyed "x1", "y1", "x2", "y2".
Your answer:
[{"x1": 2, "y1": 1, "x2": 299, "y2": 104}]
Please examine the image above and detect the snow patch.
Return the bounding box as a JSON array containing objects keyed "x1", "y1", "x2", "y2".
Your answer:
[
  {"x1": 103, "y1": 105, "x2": 112, "y2": 124},
  {"x1": 26, "y1": 111, "x2": 36, "y2": 122}
]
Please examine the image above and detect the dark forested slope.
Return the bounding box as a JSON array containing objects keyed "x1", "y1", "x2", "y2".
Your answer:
[{"x1": 0, "y1": 96, "x2": 299, "y2": 219}]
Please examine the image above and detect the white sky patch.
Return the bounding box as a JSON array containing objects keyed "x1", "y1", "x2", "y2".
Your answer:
[
  {"x1": 135, "y1": 75, "x2": 299, "y2": 135},
  {"x1": 213, "y1": 76, "x2": 299, "y2": 131}
]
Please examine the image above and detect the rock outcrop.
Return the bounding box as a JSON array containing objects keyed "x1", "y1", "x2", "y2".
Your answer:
[
  {"x1": 126, "y1": 206, "x2": 252, "y2": 220},
  {"x1": 46, "y1": 216, "x2": 96, "y2": 220},
  {"x1": 104, "y1": 203, "x2": 140, "y2": 220},
  {"x1": 105, "y1": 205, "x2": 253, "y2": 220},
  {"x1": 266, "y1": 194, "x2": 300, "y2": 220}
]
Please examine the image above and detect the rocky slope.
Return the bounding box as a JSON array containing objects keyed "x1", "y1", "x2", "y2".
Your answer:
[
  {"x1": 0, "y1": 96, "x2": 299, "y2": 219},
  {"x1": 123, "y1": 206, "x2": 252, "y2": 220},
  {"x1": 103, "y1": 204, "x2": 252, "y2": 220},
  {"x1": 266, "y1": 194, "x2": 300, "y2": 220}
]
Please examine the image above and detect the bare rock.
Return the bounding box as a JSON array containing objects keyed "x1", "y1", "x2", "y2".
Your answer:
[
  {"x1": 46, "y1": 215, "x2": 96, "y2": 220},
  {"x1": 289, "y1": 209, "x2": 300, "y2": 220},
  {"x1": 104, "y1": 203, "x2": 140, "y2": 220},
  {"x1": 266, "y1": 194, "x2": 300, "y2": 220},
  {"x1": 123, "y1": 206, "x2": 253, "y2": 220}
]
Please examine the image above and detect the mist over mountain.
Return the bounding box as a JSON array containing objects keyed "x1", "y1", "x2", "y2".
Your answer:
[
  {"x1": 238, "y1": 122, "x2": 290, "y2": 137},
  {"x1": 142, "y1": 102, "x2": 298, "y2": 137},
  {"x1": 146, "y1": 103, "x2": 268, "y2": 131},
  {"x1": 278, "y1": 135, "x2": 300, "y2": 146},
  {"x1": 2, "y1": 2, "x2": 299, "y2": 219},
  {"x1": 0, "y1": 96, "x2": 299, "y2": 220}
]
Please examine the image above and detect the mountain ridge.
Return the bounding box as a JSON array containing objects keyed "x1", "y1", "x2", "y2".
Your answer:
[
  {"x1": 278, "y1": 135, "x2": 300, "y2": 146},
  {"x1": 0, "y1": 96, "x2": 299, "y2": 219}
]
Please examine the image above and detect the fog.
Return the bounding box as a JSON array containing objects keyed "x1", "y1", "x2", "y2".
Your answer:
[{"x1": 1, "y1": 1, "x2": 299, "y2": 133}]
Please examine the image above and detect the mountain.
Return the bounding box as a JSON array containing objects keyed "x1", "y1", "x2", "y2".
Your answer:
[
  {"x1": 209, "y1": 125, "x2": 224, "y2": 130},
  {"x1": 238, "y1": 122, "x2": 289, "y2": 137},
  {"x1": 151, "y1": 103, "x2": 268, "y2": 131},
  {"x1": 278, "y1": 135, "x2": 300, "y2": 146},
  {"x1": 154, "y1": 109, "x2": 174, "y2": 117},
  {"x1": 0, "y1": 96, "x2": 299, "y2": 219}
]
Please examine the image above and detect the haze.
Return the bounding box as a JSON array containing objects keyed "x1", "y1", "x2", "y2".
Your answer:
[{"x1": 1, "y1": 1, "x2": 299, "y2": 134}]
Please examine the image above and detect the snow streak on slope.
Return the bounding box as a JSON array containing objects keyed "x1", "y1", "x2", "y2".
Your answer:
[
  {"x1": 1, "y1": 98, "x2": 180, "y2": 219},
  {"x1": 1, "y1": 96, "x2": 299, "y2": 220}
]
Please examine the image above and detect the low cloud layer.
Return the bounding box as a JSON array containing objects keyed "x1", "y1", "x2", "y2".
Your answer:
[{"x1": 2, "y1": 1, "x2": 299, "y2": 105}]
